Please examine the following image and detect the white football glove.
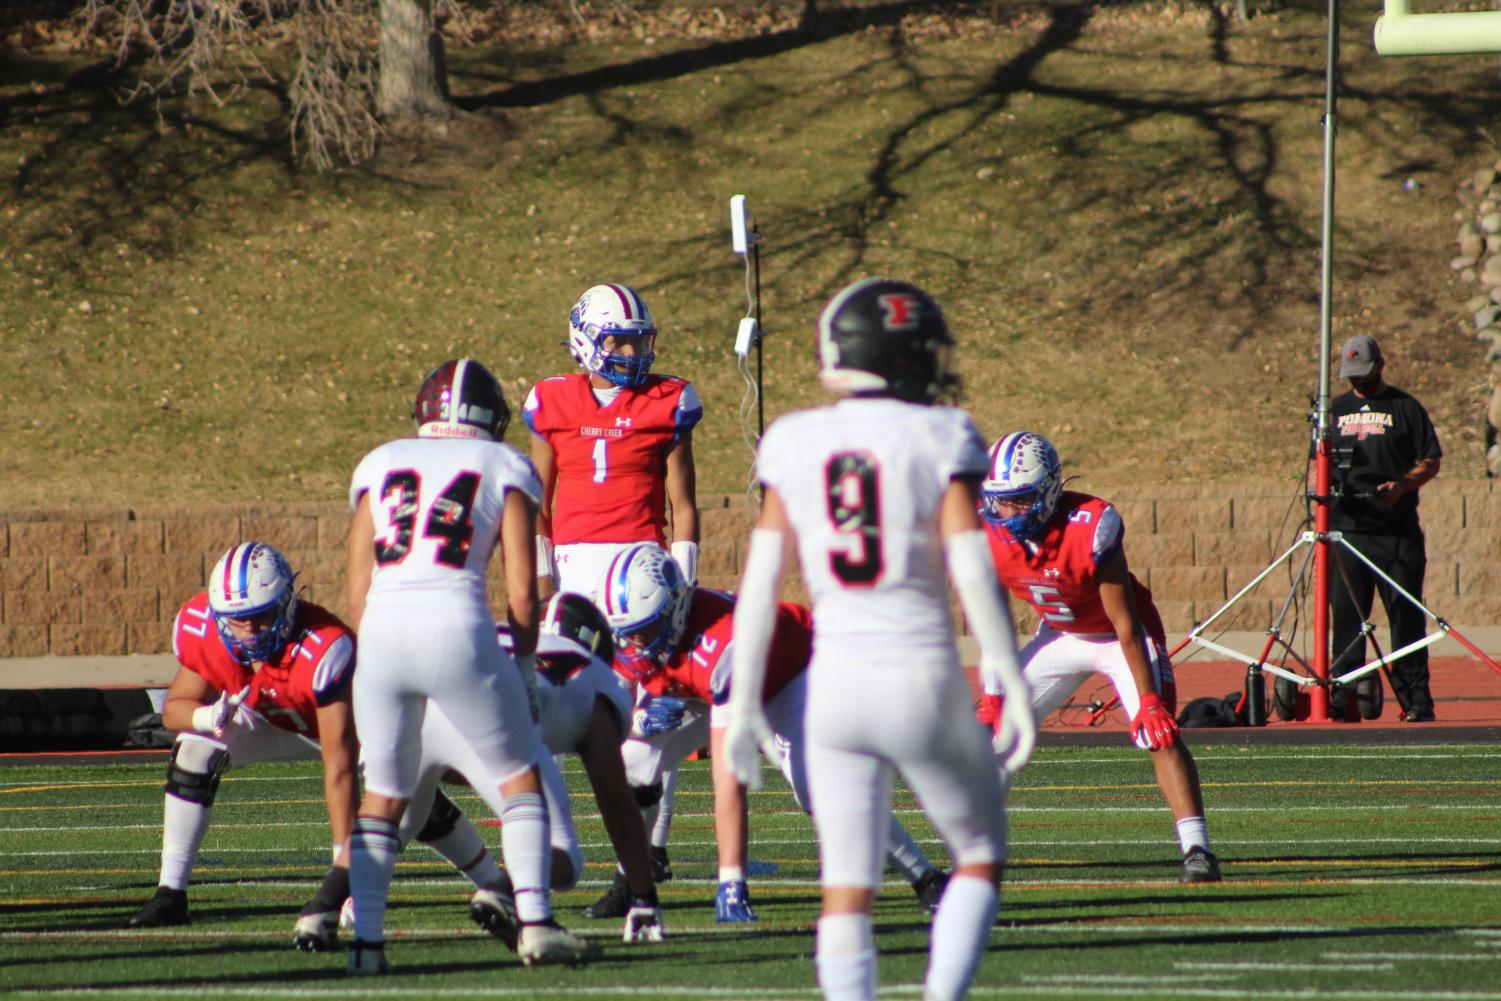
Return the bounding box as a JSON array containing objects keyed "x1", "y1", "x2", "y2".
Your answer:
[
  {"x1": 990, "y1": 671, "x2": 1036, "y2": 775},
  {"x1": 723, "y1": 710, "x2": 777, "y2": 791},
  {"x1": 191, "y1": 685, "x2": 253, "y2": 737},
  {"x1": 221, "y1": 701, "x2": 267, "y2": 736},
  {"x1": 623, "y1": 898, "x2": 664, "y2": 943}
]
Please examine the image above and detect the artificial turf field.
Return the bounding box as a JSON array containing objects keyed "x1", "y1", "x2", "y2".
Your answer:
[{"x1": 3, "y1": 742, "x2": 1500, "y2": 1000}]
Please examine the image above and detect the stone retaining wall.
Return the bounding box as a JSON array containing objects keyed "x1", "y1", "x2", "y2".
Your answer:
[{"x1": 2, "y1": 479, "x2": 1497, "y2": 659}]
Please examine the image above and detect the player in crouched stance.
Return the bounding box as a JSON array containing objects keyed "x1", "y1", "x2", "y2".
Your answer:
[
  {"x1": 977, "y1": 431, "x2": 1220, "y2": 883},
  {"x1": 724, "y1": 279, "x2": 1036, "y2": 1001},
  {"x1": 344, "y1": 358, "x2": 592, "y2": 974},
  {"x1": 127, "y1": 541, "x2": 539, "y2": 948},
  {"x1": 591, "y1": 543, "x2": 948, "y2": 923}
]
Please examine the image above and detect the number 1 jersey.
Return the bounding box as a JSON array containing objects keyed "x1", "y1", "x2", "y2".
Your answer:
[
  {"x1": 350, "y1": 436, "x2": 543, "y2": 606},
  {"x1": 756, "y1": 397, "x2": 989, "y2": 655}
]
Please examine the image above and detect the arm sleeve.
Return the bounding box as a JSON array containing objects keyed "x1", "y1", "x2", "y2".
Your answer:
[
  {"x1": 726, "y1": 530, "x2": 786, "y2": 718},
  {"x1": 946, "y1": 529, "x2": 1025, "y2": 698}
]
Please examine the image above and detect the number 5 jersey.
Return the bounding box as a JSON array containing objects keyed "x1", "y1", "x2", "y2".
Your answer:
[
  {"x1": 984, "y1": 490, "x2": 1166, "y2": 643},
  {"x1": 755, "y1": 397, "x2": 989, "y2": 656},
  {"x1": 350, "y1": 436, "x2": 543, "y2": 607}
]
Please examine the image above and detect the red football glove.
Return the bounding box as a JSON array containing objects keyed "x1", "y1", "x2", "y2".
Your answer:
[
  {"x1": 1130, "y1": 692, "x2": 1179, "y2": 750},
  {"x1": 976, "y1": 694, "x2": 1003, "y2": 732}
]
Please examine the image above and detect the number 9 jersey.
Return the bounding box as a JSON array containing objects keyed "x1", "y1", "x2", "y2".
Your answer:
[
  {"x1": 350, "y1": 437, "x2": 543, "y2": 606},
  {"x1": 756, "y1": 397, "x2": 989, "y2": 656}
]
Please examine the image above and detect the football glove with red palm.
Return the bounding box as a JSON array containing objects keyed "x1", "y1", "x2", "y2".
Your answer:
[
  {"x1": 976, "y1": 694, "x2": 1002, "y2": 729},
  {"x1": 1130, "y1": 692, "x2": 1179, "y2": 750}
]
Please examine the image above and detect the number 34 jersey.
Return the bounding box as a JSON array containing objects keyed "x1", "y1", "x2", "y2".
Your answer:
[
  {"x1": 756, "y1": 397, "x2": 989, "y2": 656},
  {"x1": 984, "y1": 490, "x2": 1165, "y2": 642},
  {"x1": 350, "y1": 436, "x2": 543, "y2": 607}
]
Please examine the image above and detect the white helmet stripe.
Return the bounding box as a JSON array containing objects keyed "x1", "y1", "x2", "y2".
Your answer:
[{"x1": 448, "y1": 358, "x2": 470, "y2": 430}]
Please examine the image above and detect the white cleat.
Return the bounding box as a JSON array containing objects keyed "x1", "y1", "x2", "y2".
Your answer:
[
  {"x1": 469, "y1": 885, "x2": 519, "y2": 951},
  {"x1": 518, "y1": 919, "x2": 596, "y2": 966},
  {"x1": 291, "y1": 910, "x2": 338, "y2": 952}
]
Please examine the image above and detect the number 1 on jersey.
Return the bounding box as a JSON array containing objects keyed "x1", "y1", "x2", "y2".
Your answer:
[{"x1": 592, "y1": 439, "x2": 608, "y2": 483}]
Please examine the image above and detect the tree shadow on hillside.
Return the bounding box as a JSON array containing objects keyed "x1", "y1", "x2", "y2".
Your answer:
[{"x1": 1, "y1": 51, "x2": 293, "y2": 283}]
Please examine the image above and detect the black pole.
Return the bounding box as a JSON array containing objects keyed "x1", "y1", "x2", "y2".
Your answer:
[{"x1": 751, "y1": 223, "x2": 764, "y2": 440}]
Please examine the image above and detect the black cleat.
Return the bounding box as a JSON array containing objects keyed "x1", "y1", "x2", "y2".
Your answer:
[
  {"x1": 129, "y1": 887, "x2": 189, "y2": 928},
  {"x1": 585, "y1": 871, "x2": 632, "y2": 919},
  {"x1": 469, "y1": 879, "x2": 519, "y2": 951},
  {"x1": 1180, "y1": 847, "x2": 1222, "y2": 884},
  {"x1": 649, "y1": 846, "x2": 672, "y2": 883},
  {"x1": 912, "y1": 869, "x2": 949, "y2": 916}
]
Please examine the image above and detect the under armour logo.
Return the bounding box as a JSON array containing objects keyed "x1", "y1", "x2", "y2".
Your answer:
[
  {"x1": 877, "y1": 293, "x2": 921, "y2": 331},
  {"x1": 615, "y1": 417, "x2": 633, "y2": 428},
  {"x1": 1044, "y1": 568, "x2": 1061, "y2": 578}
]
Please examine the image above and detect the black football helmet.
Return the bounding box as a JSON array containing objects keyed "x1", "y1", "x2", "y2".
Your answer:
[
  {"x1": 541, "y1": 591, "x2": 615, "y2": 663},
  {"x1": 816, "y1": 278, "x2": 957, "y2": 405},
  {"x1": 413, "y1": 358, "x2": 510, "y2": 441}
]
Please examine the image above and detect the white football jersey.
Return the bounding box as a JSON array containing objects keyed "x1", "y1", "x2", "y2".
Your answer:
[
  {"x1": 757, "y1": 397, "x2": 988, "y2": 655},
  {"x1": 350, "y1": 436, "x2": 542, "y2": 606},
  {"x1": 500, "y1": 629, "x2": 631, "y2": 753}
]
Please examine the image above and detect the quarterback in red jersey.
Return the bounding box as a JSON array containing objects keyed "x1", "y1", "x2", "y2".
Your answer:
[
  {"x1": 979, "y1": 432, "x2": 1221, "y2": 883},
  {"x1": 591, "y1": 543, "x2": 948, "y2": 923},
  {"x1": 127, "y1": 542, "x2": 513, "y2": 948},
  {"x1": 525, "y1": 283, "x2": 703, "y2": 600}
]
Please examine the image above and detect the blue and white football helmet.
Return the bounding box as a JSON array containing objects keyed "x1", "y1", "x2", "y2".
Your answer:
[
  {"x1": 207, "y1": 542, "x2": 299, "y2": 663},
  {"x1": 599, "y1": 543, "x2": 690, "y2": 683},
  {"x1": 568, "y1": 283, "x2": 657, "y2": 388},
  {"x1": 981, "y1": 431, "x2": 1063, "y2": 542}
]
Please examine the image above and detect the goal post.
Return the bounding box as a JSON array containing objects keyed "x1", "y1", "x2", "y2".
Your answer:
[{"x1": 1375, "y1": 0, "x2": 1501, "y2": 56}]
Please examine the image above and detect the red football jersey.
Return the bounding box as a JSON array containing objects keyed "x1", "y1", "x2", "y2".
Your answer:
[
  {"x1": 632, "y1": 588, "x2": 811, "y2": 706},
  {"x1": 171, "y1": 594, "x2": 356, "y2": 739},
  {"x1": 524, "y1": 373, "x2": 702, "y2": 545},
  {"x1": 985, "y1": 491, "x2": 1165, "y2": 642}
]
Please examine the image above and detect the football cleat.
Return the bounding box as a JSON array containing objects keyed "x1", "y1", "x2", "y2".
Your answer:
[
  {"x1": 1180, "y1": 847, "x2": 1222, "y2": 884},
  {"x1": 291, "y1": 910, "x2": 338, "y2": 952},
  {"x1": 623, "y1": 896, "x2": 665, "y2": 943},
  {"x1": 584, "y1": 871, "x2": 632, "y2": 919},
  {"x1": 338, "y1": 896, "x2": 355, "y2": 930},
  {"x1": 649, "y1": 845, "x2": 673, "y2": 883},
  {"x1": 518, "y1": 919, "x2": 597, "y2": 966},
  {"x1": 714, "y1": 879, "x2": 757, "y2": 923},
  {"x1": 346, "y1": 939, "x2": 389, "y2": 976},
  {"x1": 912, "y1": 869, "x2": 949, "y2": 917},
  {"x1": 469, "y1": 882, "x2": 519, "y2": 951},
  {"x1": 128, "y1": 887, "x2": 189, "y2": 928}
]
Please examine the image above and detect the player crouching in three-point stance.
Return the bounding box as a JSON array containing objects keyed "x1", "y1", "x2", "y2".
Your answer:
[
  {"x1": 344, "y1": 359, "x2": 592, "y2": 974},
  {"x1": 724, "y1": 278, "x2": 1036, "y2": 1001},
  {"x1": 127, "y1": 541, "x2": 544, "y2": 947},
  {"x1": 977, "y1": 431, "x2": 1220, "y2": 883},
  {"x1": 593, "y1": 543, "x2": 949, "y2": 924}
]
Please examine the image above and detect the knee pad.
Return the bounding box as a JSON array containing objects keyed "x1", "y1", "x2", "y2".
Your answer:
[
  {"x1": 414, "y1": 788, "x2": 463, "y2": 844},
  {"x1": 631, "y1": 781, "x2": 664, "y2": 810},
  {"x1": 166, "y1": 734, "x2": 229, "y2": 806}
]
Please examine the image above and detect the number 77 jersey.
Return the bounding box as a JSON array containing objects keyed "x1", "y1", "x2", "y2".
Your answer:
[
  {"x1": 350, "y1": 436, "x2": 542, "y2": 604},
  {"x1": 756, "y1": 397, "x2": 990, "y2": 656}
]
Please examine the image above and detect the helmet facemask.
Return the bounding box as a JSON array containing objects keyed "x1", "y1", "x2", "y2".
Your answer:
[
  {"x1": 568, "y1": 284, "x2": 657, "y2": 389},
  {"x1": 981, "y1": 431, "x2": 1063, "y2": 542},
  {"x1": 208, "y1": 543, "x2": 300, "y2": 664},
  {"x1": 599, "y1": 543, "x2": 690, "y2": 684}
]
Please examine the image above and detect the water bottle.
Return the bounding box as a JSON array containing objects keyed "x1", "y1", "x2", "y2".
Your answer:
[{"x1": 1245, "y1": 664, "x2": 1267, "y2": 727}]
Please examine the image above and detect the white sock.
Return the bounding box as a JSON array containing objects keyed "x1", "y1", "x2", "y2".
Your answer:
[
  {"x1": 924, "y1": 874, "x2": 999, "y2": 1001},
  {"x1": 1175, "y1": 816, "x2": 1211, "y2": 855},
  {"x1": 652, "y1": 767, "x2": 679, "y2": 849},
  {"x1": 158, "y1": 795, "x2": 212, "y2": 891},
  {"x1": 348, "y1": 816, "x2": 400, "y2": 944},
  {"x1": 425, "y1": 818, "x2": 501, "y2": 888},
  {"x1": 500, "y1": 791, "x2": 551, "y2": 923},
  {"x1": 884, "y1": 815, "x2": 932, "y2": 883},
  {"x1": 718, "y1": 865, "x2": 745, "y2": 883},
  {"x1": 816, "y1": 912, "x2": 877, "y2": 1001}
]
